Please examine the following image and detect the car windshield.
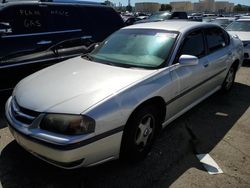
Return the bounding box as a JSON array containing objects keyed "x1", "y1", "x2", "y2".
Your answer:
[
  {"x1": 148, "y1": 12, "x2": 171, "y2": 20},
  {"x1": 89, "y1": 29, "x2": 178, "y2": 68},
  {"x1": 226, "y1": 21, "x2": 250, "y2": 31}
]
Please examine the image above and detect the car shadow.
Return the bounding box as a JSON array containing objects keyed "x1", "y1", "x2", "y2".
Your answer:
[
  {"x1": 0, "y1": 94, "x2": 9, "y2": 129},
  {"x1": 0, "y1": 82, "x2": 250, "y2": 188},
  {"x1": 242, "y1": 60, "x2": 250, "y2": 67}
]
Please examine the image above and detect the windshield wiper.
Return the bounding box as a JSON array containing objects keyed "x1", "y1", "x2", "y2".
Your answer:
[
  {"x1": 81, "y1": 53, "x2": 93, "y2": 61},
  {"x1": 50, "y1": 36, "x2": 94, "y2": 55}
]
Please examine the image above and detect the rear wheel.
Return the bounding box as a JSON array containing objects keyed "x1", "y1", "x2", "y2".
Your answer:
[
  {"x1": 221, "y1": 65, "x2": 237, "y2": 92},
  {"x1": 120, "y1": 105, "x2": 160, "y2": 162}
]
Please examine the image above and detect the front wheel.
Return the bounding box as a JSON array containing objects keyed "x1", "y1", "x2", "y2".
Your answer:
[
  {"x1": 120, "y1": 105, "x2": 161, "y2": 162},
  {"x1": 221, "y1": 65, "x2": 237, "y2": 92}
]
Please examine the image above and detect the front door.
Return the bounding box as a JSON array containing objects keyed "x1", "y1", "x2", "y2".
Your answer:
[{"x1": 166, "y1": 29, "x2": 211, "y2": 121}]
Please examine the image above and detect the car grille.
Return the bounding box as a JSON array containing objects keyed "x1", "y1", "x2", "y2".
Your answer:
[{"x1": 10, "y1": 98, "x2": 40, "y2": 125}]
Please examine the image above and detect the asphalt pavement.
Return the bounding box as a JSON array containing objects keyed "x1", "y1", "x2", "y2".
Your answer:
[{"x1": 0, "y1": 64, "x2": 250, "y2": 188}]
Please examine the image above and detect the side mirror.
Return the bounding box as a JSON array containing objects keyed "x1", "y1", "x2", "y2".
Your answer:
[{"x1": 179, "y1": 55, "x2": 198, "y2": 66}]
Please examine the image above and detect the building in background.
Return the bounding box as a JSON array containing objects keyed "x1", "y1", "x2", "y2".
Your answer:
[
  {"x1": 193, "y1": 2, "x2": 205, "y2": 11},
  {"x1": 135, "y1": 2, "x2": 160, "y2": 13},
  {"x1": 214, "y1": 1, "x2": 234, "y2": 13},
  {"x1": 193, "y1": 0, "x2": 215, "y2": 12},
  {"x1": 170, "y1": 1, "x2": 193, "y2": 11},
  {"x1": 134, "y1": 0, "x2": 234, "y2": 13}
]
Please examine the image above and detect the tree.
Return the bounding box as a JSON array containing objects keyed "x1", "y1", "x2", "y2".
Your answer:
[
  {"x1": 159, "y1": 4, "x2": 172, "y2": 12},
  {"x1": 165, "y1": 4, "x2": 172, "y2": 11},
  {"x1": 233, "y1": 4, "x2": 250, "y2": 12},
  {"x1": 234, "y1": 4, "x2": 243, "y2": 12},
  {"x1": 126, "y1": 5, "x2": 132, "y2": 12},
  {"x1": 159, "y1": 4, "x2": 166, "y2": 11},
  {"x1": 104, "y1": 0, "x2": 113, "y2": 7}
]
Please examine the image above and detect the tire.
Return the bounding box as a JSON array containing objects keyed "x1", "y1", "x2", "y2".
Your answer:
[
  {"x1": 221, "y1": 65, "x2": 237, "y2": 92},
  {"x1": 120, "y1": 105, "x2": 161, "y2": 162}
]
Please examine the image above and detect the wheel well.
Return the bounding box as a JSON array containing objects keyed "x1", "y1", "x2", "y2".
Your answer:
[
  {"x1": 232, "y1": 60, "x2": 239, "y2": 70},
  {"x1": 126, "y1": 97, "x2": 166, "y2": 128}
]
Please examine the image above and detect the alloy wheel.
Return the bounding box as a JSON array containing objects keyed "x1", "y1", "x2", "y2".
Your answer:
[{"x1": 135, "y1": 114, "x2": 155, "y2": 151}]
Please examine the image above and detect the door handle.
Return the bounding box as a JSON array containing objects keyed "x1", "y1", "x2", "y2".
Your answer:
[
  {"x1": 0, "y1": 28, "x2": 12, "y2": 34},
  {"x1": 37, "y1": 40, "x2": 52, "y2": 45},
  {"x1": 0, "y1": 22, "x2": 12, "y2": 34}
]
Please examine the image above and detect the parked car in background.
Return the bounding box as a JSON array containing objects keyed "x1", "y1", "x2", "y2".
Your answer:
[
  {"x1": 188, "y1": 13, "x2": 203, "y2": 22},
  {"x1": 211, "y1": 17, "x2": 236, "y2": 28},
  {"x1": 202, "y1": 16, "x2": 217, "y2": 23},
  {"x1": 121, "y1": 11, "x2": 149, "y2": 26},
  {"x1": 0, "y1": 0, "x2": 124, "y2": 94},
  {"x1": 121, "y1": 15, "x2": 139, "y2": 26},
  {"x1": 5, "y1": 21, "x2": 243, "y2": 169},
  {"x1": 240, "y1": 16, "x2": 250, "y2": 20},
  {"x1": 0, "y1": 36, "x2": 96, "y2": 94},
  {"x1": 135, "y1": 11, "x2": 187, "y2": 24},
  {"x1": 226, "y1": 19, "x2": 250, "y2": 60}
]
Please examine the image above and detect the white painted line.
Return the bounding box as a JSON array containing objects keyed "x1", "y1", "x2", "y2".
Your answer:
[
  {"x1": 0, "y1": 151, "x2": 3, "y2": 188},
  {"x1": 215, "y1": 112, "x2": 228, "y2": 117},
  {"x1": 196, "y1": 154, "x2": 223, "y2": 175}
]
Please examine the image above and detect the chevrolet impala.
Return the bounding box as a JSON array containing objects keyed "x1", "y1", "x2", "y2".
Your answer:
[{"x1": 5, "y1": 21, "x2": 244, "y2": 169}]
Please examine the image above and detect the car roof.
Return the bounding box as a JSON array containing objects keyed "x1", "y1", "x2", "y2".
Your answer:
[
  {"x1": 1, "y1": 0, "x2": 107, "y2": 8},
  {"x1": 123, "y1": 21, "x2": 216, "y2": 33},
  {"x1": 237, "y1": 19, "x2": 250, "y2": 21},
  {"x1": 215, "y1": 17, "x2": 235, "y2": 20},
  {"x1": 240, "y1": 16, "x2": 250, "y2": 19}
]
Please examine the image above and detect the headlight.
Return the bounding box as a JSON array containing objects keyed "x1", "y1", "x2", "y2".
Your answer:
[{"x1": 40, "y1": 114, "x2": 95, "y2": 135}]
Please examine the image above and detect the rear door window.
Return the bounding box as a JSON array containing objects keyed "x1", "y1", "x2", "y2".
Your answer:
[
  {"x1": 205, "y1": 27, "x2": 228, "y2": 53},
  {"x1": 84, "y1": 6, "x2": 123, "y2": 41},
  {"x1": 42, "y1": 3, "x2": 89, "y2": 45},
  {"x1": 45, "y1": 4, "x2": 82, "y2": 32}
]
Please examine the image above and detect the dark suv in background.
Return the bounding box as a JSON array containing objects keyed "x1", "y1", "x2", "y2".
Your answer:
[{"x1": 0, "y1": 0, "x2": 124, "y2": 94}]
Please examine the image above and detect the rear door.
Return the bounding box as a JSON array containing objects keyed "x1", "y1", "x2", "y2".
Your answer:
[
  {"x1": 43, "y1": 3, "x2": 89, "y2": 45},
  {"x1": 203, "y1": 27, "x2": 231, "y2": 88}
]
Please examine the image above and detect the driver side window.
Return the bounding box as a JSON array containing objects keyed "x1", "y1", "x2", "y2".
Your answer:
[{"x1": 180, "y1": 30, "x2": 205, "y2": 58}]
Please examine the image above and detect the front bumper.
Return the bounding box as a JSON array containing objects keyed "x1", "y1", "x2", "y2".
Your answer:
[{"x1": 5, "y1": 97, "x2": 123, "y2": 169}]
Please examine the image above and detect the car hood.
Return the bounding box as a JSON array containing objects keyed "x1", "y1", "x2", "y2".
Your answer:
[
  {"x1": 228, "y1": 31, "x2": 250, "y2": 41},
  {"x1": 14, "y1": 57, "x2": 157, "y2": 114}
]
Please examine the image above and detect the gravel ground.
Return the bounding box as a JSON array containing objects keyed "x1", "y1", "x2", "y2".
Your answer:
[{"x1": 0, "y1": 64, "x2": 250, "y2": 188}]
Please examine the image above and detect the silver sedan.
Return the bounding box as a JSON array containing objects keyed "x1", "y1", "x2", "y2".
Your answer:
[
  {"x1": 5, "y1": 21, "x2": 244, "y2": 169},
  {"x1": 227, "y1": 19, "x2": 250, "y2": 60}
]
